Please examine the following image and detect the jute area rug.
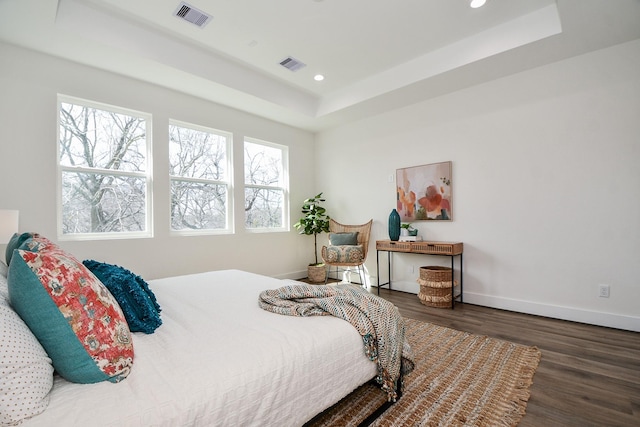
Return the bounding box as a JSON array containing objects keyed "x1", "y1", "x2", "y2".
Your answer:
[{"x1": 307, "y1": 318, "x2": 541, "y2": 427}]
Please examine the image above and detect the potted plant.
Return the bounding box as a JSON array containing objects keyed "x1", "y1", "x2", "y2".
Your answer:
[
  {"x1": 293, "y1": 193, "x2": 330, "y2": 283},
  {"x1": 400, "y1": 223, "x2": 417, "y2": 236}
]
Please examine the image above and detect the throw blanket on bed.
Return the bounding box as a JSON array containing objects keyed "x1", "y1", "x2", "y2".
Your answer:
[{"x1": 258, "y1": 283, "x2": 414, "y2": 401}]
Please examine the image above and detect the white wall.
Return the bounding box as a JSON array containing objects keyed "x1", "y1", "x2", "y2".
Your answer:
[
  {"x1": 2, "y1": 39, "x2": 638, "y2": 332},
  {"x1": 316, "y1": 39, "x2": 640, "y2": 331},
  {"x1": 0, "y1": 42, "x2": 316, "y2": 281}
]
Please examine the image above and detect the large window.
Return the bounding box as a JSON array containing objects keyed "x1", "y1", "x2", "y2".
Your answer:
[
  {"x1": 169, "y1": 121, "x2": 232, "y2": 233},
  {"x1": 57, "y1": 96, "x2": 151, "y2": 239},
  {"x1": 244, "y1": 138, "x2": 288, "y2": 231}
]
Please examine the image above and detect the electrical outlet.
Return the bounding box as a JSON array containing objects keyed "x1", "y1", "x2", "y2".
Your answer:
[
  {"x1": 408, "y1": 265, "x2": 414, "y2": 274},
  {"x1": 388, "y1": 173, "x2": 394, "y2": 183},
  {"x1": 598, "y1": 284, "x2": 610, "y2": 298}
]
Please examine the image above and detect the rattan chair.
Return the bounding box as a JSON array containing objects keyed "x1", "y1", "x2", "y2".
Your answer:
[{"x1": 321, "y1": 219, "x2": 372, "y2": 285}]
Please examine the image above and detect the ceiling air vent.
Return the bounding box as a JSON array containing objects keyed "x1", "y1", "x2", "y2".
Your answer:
[
  {"x1": 174, "y1": 2, "x2": 212, "y2": 28},
  {"x1": 279, "y1": 56, "x2": 306, "y2": 72}
]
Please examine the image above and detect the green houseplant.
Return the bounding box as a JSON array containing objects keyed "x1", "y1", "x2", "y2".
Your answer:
[
  {"x1": 401, "y1": 223, "x2": 418, "y2": 236},
  {"x1": 293, "y1": 193, "x2": 330, "y2": 282}
]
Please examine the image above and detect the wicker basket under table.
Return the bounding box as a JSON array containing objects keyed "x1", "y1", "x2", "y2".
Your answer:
[{"x1": 417, "y1": 266, "x2": 454, "y2": 308}]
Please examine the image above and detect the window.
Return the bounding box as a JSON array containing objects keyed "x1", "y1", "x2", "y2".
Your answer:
[
  {"x1": 169, "y1": 121, "x2": 231, "y2": 233},
  {"x1": 244, "y1": 138, "x2": 288, "y2": 231},
  {"x1": 57, "y1": 96, "x2": 151, "y2": 239}
]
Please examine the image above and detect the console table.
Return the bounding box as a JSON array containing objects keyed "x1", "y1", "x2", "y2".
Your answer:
[{"x1": 376, "y1": 240, "x2": 464, "y2": 309}]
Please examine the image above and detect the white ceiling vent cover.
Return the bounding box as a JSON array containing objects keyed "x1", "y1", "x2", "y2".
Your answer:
[
  {"x1": 279, "y1": 57, "x2": 306, "y2": 72},
  {"x1": 174, "y1": 2, "x2": 212, "y2": 28}
]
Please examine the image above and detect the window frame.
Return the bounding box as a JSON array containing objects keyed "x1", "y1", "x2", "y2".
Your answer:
[
  {"x1": 56, "y1": 95, "x2": 153, "y2": 241},
  {"x1": 168, "y1": 119, "x2": 233, "y2": 236},
  {"x1": 243, "y1": 137, "x2": 289, "y2": 233}
]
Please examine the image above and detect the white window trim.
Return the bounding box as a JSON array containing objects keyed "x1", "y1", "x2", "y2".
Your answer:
[
  {"x1": 169, "y1": 119, "x2": 233, "y2": 236},
  {"x1": 56, "y1": 94, "x2": 153, "y2": 241},
  {"x1": 244, "y1": 137, "x2": 289, "y2": 233}
]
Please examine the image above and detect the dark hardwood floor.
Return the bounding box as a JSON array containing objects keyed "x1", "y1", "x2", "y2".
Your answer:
[{"x1": 376, "y1": 288, "x2": 640, "y2": 427}]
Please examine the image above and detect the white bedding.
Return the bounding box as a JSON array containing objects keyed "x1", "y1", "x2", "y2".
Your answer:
[{"x1": 22, "y1": 269, "x2": 376, "y2": 426}]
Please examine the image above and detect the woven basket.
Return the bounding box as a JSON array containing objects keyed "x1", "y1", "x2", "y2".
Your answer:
[
  {"x1": 307, "y1": 264, "x2": 326, "y2": 283},
  {"x1": 417, "y1": 266, "x2": 452, "y2": 308}
]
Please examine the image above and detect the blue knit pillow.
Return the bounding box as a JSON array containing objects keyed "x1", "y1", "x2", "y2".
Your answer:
[{"x1": 82, "y1": 260, "x2": 162, "y2": 334}]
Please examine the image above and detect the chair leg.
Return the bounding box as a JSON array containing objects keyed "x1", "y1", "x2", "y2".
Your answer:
[
  {"x1": 326, "y1": 266, "x2": 336, "y2": 284},
  {"x1": 357, "y1": 266, "x2": 365, "y2": 288},
  {"x1": 343, "y1": 268, "x2": 352, "y2": 284}
]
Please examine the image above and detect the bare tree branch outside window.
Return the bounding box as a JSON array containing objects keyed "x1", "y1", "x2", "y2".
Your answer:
[
  {"x1": 169, "y1": 123, "x2": 230, "y2": 231},
  {"x1": 244, "y1": 140, "x2": 288, "y2": 229},
  {"x1": 58, "y1": 99, "x2": 150, "y2": 236}
]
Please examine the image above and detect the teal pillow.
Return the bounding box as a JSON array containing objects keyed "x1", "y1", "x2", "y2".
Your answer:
[
  {"x1": 8, "y1": 249, "x2": 134, "y2": 384},
  {"x1": 5, "y1": 232, "x2": 33, "y2": 265},
  {"x1": 329, "y1": 232, "x2": 359, "y2": 246},
  {"x1": 82, "y1": 260, "x2": 162, "y2": 334}
]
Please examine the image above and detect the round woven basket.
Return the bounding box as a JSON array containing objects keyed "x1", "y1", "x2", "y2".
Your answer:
[
  {"x1": 307, "y1": 264, "x2": 326, "y2": 283},
  {"x1": 417, "y1": 266, "x2": 452, "y2": 308}
]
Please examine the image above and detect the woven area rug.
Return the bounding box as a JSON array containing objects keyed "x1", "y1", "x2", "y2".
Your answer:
[{"x1": 307, "y1": 318, "x2": 541, "y2": 427}]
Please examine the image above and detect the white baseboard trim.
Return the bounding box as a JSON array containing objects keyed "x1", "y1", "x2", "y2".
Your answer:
[
  {"x1": 277, "y1": 273, "x2": 640, "y2": 332},
  {"x1": 465, "y1": 292, "x2": 640, "y2": 332},
  {"x1": 371, "y1": 279, "x2": 640, "y2": 332},
  {"x1": 274, "y1": 270, "x2": 308, "y2": 281}
]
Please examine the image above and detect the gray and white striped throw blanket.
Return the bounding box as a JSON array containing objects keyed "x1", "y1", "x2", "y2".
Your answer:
[{"x1": 258, "y1": 283, "x2": 414, "y2": 401}]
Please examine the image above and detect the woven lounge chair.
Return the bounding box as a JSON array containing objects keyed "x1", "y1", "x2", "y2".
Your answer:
[{"x1": 321, "y1": 219, "x2": 372, "y2": 285}]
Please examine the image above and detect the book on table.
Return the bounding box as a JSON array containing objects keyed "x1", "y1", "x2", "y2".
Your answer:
[{"x1": 399, "y1": 235, "x2": 423, "y2": 242}]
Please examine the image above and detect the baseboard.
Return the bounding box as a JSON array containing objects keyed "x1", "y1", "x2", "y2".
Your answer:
[
  {"x1": 274, "y1": 270, "x2": 308, "y2": 281},
  {"x1": 465, "y1": 292, "x2": 640, "y2": 332},
  {"x1": 371, "y1": 279, "x2": 640, "y2": 332},
  {"x1": 274, "y1": 269, "x2": 366, "y2": 283}
]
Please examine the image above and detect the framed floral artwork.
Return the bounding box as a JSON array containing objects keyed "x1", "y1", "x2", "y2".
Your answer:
[{"x1": 396, "y1": 161, "x2": 452, "y2": 221}]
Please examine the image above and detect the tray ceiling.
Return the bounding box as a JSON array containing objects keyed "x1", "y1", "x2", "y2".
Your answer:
[{"x1": 1, "y1": 0, "x2": 639, "y2": 131}]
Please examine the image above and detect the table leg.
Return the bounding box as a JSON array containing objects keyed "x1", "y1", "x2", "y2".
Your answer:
[
  {"x1": 451, "y1": 255, "x2": 455, "y2": 309},
  {"x1": 460, "y1": 253, "x2": 463, "y2": 304},
  {"x1": 376, "y1": 250, "x2": 380, "y2": 295},
  {"x1": 388, "y1": 251, "x2": 392, "y2": 291}
]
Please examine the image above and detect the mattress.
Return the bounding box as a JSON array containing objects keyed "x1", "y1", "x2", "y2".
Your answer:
[{"x1": 22, "y1": 269, "x2": 376, "y2": 426}]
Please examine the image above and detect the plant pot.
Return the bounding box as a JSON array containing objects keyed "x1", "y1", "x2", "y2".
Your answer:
[{"x1": 307, "y1": 264, "x2": 326, "y2": 283}]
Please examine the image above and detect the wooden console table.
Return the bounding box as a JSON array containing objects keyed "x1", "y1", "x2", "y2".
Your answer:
[{"x1": 376, "y1": 240, "x2": 464, "y2": 309}]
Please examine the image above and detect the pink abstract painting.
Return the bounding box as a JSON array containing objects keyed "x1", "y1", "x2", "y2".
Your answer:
[{"x1": 396, "y1": 161, "x2": 452, "y2": 221}]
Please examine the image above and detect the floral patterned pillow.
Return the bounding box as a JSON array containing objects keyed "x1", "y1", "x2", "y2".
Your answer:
[
  {"x1": 8, "y1": 248, "x2": 134, "y2": 384},
  {"x1": 324, "y1": 245, "x2": 364, "y2": 263},
  {"x1": 5, "y1": 232, "x2": 61, "y2": 265},
  {"x1": 17, "y1": 233, "x2": 62, "y2": 254}
]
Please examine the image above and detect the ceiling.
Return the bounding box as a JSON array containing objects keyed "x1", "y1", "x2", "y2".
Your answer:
[{"x1": 1, "y1": 0, "x2": 639, "y2": 132}]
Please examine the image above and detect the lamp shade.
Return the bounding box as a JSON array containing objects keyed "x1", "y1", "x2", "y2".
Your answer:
[{"x1": 0, "y1": 210, "x2": 19, "y2": 244}]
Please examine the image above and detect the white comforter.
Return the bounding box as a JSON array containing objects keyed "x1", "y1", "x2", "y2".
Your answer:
[{"x1": 22, "y1": 270, "x2": 376, "y2": 426}]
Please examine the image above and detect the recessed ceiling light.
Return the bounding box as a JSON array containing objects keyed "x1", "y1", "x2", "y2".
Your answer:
[
  {"x1": 470, "y1": 0, "x2": 486, "y2": 8},
  {"x1": 314, "y1": 74, "x2": 325, "y2": 82}
]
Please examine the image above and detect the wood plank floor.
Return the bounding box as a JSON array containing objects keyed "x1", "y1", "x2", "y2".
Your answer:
[{"x1": 375, "y1": 288, "x2": 640, "y2": 427}]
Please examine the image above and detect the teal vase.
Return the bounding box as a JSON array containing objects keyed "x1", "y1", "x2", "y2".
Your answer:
[{"x1": 388, "y1": 209, "x2": 401, "y2": 241}]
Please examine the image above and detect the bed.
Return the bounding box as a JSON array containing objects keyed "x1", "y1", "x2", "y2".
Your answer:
[{"x1": 2, "y1": 264, "x2": 381, "y2": 426}]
